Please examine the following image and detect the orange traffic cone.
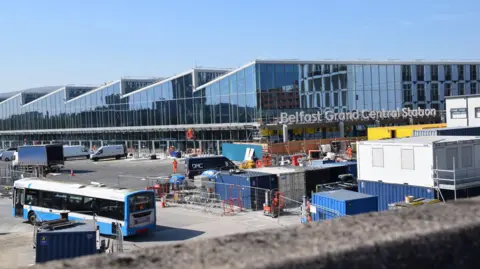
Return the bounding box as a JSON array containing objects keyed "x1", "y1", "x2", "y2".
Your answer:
[{"x1": 70, "y1": 169, "x2": 75, "y2": 176}]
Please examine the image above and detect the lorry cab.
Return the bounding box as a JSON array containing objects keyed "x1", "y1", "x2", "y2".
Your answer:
[{"x1": 90, "y1": 145, "x2": 127, "y2": 161}]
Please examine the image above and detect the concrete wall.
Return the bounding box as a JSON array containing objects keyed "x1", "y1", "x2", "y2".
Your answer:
[{"x1": 24, "y1": 196, "x2": 480, "y2": 269}]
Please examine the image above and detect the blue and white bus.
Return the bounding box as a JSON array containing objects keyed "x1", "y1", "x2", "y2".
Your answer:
[{"x1": 12, "y1": 178, "x2": 156, "y2": 237}]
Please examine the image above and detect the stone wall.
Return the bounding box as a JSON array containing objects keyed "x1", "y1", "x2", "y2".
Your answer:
[{"x1": 23, "y1": 197, "x2": 480, "y2": 269}]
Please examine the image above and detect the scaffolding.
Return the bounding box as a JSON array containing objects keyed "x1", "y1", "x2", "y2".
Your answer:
[{"x1": 432, "y1": 156, "x2": 480, "y2": 201}]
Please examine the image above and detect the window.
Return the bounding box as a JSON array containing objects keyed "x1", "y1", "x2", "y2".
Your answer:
[
  {"x1": 67, "y1": 195, "x2": 84, "y2": 212},
  {"x1": 445, "y1": 66, "x2": 452, "y2": 80},
  {"x1": 431, "y1": 65, "x2": 439, "y2": 81},
  {"x1": 462, "y1": 146, "x2": 472, "y2": 168},
  {"x1": 372, "y1": 148, "x2": 384, "y2": 167},
  {"x1": 471, "y1": 83, "x2": 477, "y2": 95},
  {"x1": 446, "y1": 148, "x2": 458, "y2": 170},
  {"x1": 471, "y1": 65, "x2": 477, "y2": 80},
  {"x1": 450, "y1": 108, "x2": 467, "y2": 119},
  {"x1": 431, "y1": 103, "x2": 440, "y2": 110},
  {"x1": 402, "y1": 66, "x2": 412, "y2": 81},
  {"x1": 41, "y1": 191, "x2": 67, "y2": 210},
  {"x1": 401, "y1": 149, "x2": 415, "y2": 170},
  {"x1": 458, "y1": 65, "x2": 464, "y2": 80},
  {"x1": 416, "y1": 65, "x2": 424, "y2": 81},
  {"x1": 25, "y1": 189, "x2": 39, "y2": 206},
  {"x1": 458, "y1": 83, "x2": 465, "y2": 95},
  {"x1": 128, "y1": 193, "x2": 154, "y2": 212},
  {"x1": 403, "y1": 84, "x2": 412, "y2": 102},
  {"x1": 417, "y1": 84, "x2": 425, "y2": 101},
  {"x1": 445, "y1": 83, "x2": 452, "y2": 96},
  {"x1": 475, "y1": 107, "x2": 480, "y2": 118},
  {"x1": 95, "y1": 198, "x2": 124, "y2": 220},
  {"x1": 431, "y1": 84, "x2": 439, "y2": 101}
]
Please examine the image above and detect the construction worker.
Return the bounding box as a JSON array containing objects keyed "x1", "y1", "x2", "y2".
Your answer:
[
  {"x1": 347, "y1": 146, "x2": 353, "y2": 159},
  {"x1": 172, "y1": 159, "x2": 178, "y2": 174}
]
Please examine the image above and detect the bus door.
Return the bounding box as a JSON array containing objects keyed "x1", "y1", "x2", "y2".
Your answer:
[{"x1": 13, "y1": 188, "x2": 24, "y2": 218}]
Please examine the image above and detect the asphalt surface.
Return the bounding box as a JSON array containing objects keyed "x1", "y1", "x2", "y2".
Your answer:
[{"x1": 0, "y1": 157, "x2": 184, "y2": 190}]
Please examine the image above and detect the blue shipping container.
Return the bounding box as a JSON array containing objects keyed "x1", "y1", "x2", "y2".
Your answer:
[
  {"x1": 311, "y1": 189, "x2": 378, "y2": 221},
  {"x1": 221, "y1": 143, "x2": 263, "y2": 162},
  {"x1": 214, "y1": 171, "x2": 277, "y2": 210},
  {"x1": 36, "y1": 222, "x2": 97, "y2": 263},
  {"x1": 357, "y1": 180, "x2": 436, "y2": 211}
]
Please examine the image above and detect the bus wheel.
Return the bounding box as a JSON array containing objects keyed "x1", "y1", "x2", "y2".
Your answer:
[{"x1": 28, "y1": 212, "x2": 37, "y2": 225}]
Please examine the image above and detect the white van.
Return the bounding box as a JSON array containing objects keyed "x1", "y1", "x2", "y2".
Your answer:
[
  {"x1": 0, "y1": 147, "x2": 17, "y2": 161},
  {"x1": 90, "y1": 145, "x2": 127, "y2": 161},
  {"x1": 63, "y1": 145, "x2": 90, "y2": 160}
]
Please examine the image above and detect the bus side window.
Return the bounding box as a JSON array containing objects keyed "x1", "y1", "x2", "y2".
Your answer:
[{"x1": 25, "y1": 190, "x2": 39, "y2": 206}]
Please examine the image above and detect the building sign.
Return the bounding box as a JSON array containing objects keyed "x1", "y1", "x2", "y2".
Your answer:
[{"x1": 280, "y1": 108, "x2": 437, "y2": 124}]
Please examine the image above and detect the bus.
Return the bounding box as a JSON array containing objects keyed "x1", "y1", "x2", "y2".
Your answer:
[{"x1": 12, "y1": 178, "x2": 156, "y2": 237}]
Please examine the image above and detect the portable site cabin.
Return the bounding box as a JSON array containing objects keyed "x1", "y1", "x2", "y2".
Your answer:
[{"x1": 357, "y1": 136, "x2": 480, "y2": 209}]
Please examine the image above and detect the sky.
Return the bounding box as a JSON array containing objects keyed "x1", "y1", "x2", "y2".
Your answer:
[{"x1": 0, "y1": 0, "x2": 479, "y2": 92}]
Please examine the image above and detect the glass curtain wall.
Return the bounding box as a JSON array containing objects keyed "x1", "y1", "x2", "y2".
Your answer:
[{"x1": 194, "y1": 64, "x2": 257, "y2": 124}]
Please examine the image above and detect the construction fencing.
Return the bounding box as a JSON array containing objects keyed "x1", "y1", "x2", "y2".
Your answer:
[
  {"x1": 150, "y1": 180, "x2": 306, "y2": 218},
  {"x1": 0, "y1": 166, "x2": 38, "y2": 189}
]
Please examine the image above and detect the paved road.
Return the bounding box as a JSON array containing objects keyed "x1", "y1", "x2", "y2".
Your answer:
[{"x1": 0, "y1": 157, "x2": 185, "y2": 190}]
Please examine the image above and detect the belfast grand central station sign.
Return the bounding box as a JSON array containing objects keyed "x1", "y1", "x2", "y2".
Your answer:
[{"x1": 279, "y1": 108, "x2": 437, "y2": 125}]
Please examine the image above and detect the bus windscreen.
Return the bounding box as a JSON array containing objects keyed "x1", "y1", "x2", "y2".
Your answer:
[{"x1": 129, "y1": 193, "x2": 154, "y2": 212}]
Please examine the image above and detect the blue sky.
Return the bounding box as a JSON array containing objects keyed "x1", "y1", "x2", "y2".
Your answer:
[{"x1": 0, "y1": 0, "x2": 479, "y2": 92}]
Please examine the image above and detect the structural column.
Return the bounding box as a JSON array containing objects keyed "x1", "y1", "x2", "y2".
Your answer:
[
  {"x1": 89, "y1": 140, "x2": 93, "y2": 151},
  {"x1": 100, "y1": 140, "x2": 104, "y2": 147},
  {"x1": 151, "y1": 140, "x2": 155, "y2": 152},
  {"x1": 282, "y1": 124, "x2": 289, "y2": 142},
  {"x1": 138, "y1": 140, "x2": 141, "y2": 152},
  {"x1": 338, "y1": 122, "x2": 345, "y2": 138},
  {"x1": 216, "y1": 140, "x2": 220, "y2": 155}
]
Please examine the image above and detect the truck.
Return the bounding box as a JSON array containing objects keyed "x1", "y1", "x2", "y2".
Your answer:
[{"x1": 12, "y1": 144, "x2": 65, "y2": 175}]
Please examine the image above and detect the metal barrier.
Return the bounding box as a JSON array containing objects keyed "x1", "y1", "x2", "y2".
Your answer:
[{"x1": 0, "y1": 166, "x2": 38, "y2": 189}]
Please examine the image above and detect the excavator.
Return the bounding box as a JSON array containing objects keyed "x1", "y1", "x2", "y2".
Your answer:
[{"x1": 263, "y1": 191, "x2": 285, "y2": 218}]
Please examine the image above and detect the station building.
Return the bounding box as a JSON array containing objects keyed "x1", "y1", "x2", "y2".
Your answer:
[{"x1": 0, "y1": 60, "x2": 478, "y2": 153}]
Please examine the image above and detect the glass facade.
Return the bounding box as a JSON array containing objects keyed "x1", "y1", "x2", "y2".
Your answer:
[{"x1": 0, "y1": 61, "x2": 479, "y2": 148}]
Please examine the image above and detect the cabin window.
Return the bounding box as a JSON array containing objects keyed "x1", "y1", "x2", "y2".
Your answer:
[
  {"x1": 450, "y1": 108, "x2": 467, "y2": 119},
  {"x1": 372, "y1": 148, "x2": 384, "y2": 168},
  {"x1": 401, "y1": 149, "x2": 415, "y2": 170},
  {"x1": 462, "y1": 146, "x2": 473, "y2": 168}
]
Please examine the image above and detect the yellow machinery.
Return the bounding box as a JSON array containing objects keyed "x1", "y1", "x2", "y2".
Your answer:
[
  {"x1": 367, "y1": 123, "x2": 446, "y2": 140},
  {"x1": 238, "y1": 160, "x2": 256, "y2": 169}
]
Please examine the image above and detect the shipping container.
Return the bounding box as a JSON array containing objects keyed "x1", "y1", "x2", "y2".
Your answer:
[
  {"x1": 213, "y1": 171, "x2": 277, "y2": 210},
  {"x1": 246, "y1": 167, "x2": 306, "y2": 207},
  {"x1": 311, "y1": 189, "x2": 378, "y2": 221},
  {"x1": 221, "y1": 143, "x2": 263, "y2": 162},
  {"x1": 357, "y1": 136, "x2": 480, "y2": 190},
  {"x1": 35, "y1": 222, "x2": 97, "y2": 263},
  {"x1": 357, "y1": 180, "x2": 436, "y2": 211},
  {"x1": 367, "y1": 123, "x2": 446, "y2": 140},
  {"x1": 310, "y1": 161, "x2": 358, "y2": 178},
  {"x1": 413, "y1": 126, "x2": 480, "y2": 137},
  {"x1": 302, "y1": 166, "x2": 349, "y2": 198}
]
